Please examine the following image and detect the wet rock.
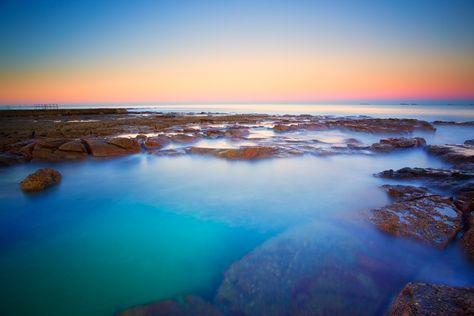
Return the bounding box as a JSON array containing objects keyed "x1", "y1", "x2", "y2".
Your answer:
[
  {"x1": 116, "y1": 295, "x2": 221, "y2": 316},
  {"x1": 370, "y1": 137, "x2": 426, "y2": 152},
  {"x1": 84, "y1": 139, "x2": 136, "y2": 157},
  {"x1": 0, "y1": 153, "x2": 26, "y2": 166},
  {"x1": 224, "y1": 127, "x2": 249, "y2": 138},
  {"x1": 426, "y1": 144, "x2": 474, "y2": 165},
  {"x1": 216, "y1": 222, "x2": 424, "y2": 316},
  {"x1": 20, "y1": 168, "x2": 61, "y2": 192},
  {"x1": 453, "y1": 183, "x2": 474, "y2": 214},
  {"x1": 143, "y1": 138, "x2": 163, "y2": 149},
  {"x1": 370, "y1": 190, "x2": 462, "y2": 248},
  {"x1": 327, "y1": 118, "x2": 435, "y2": 134},
  {"x1": 273, "y1": 124, "x2": 299, "y2": 132},
  {"x1": 465, "y1": 139, "x2": 474, "y2": 146},
  {"x1": 461, "y1": 223, "x2": 474, "y2": 262},
  {"x1": 381, "y1": 184, "x2": 431, "y2": 202},
  {"x1": 433, "y1": 120, "x2": 474, "y2": 126},
  {"x1": 389, "y1": 282, "x2": 474, "y2": 316},
  {"x1": 376, "y1": 167, "x2": 473, "y2": 191},
  {"x1": 187, "y1": 146, "x2": 278, "y2": 160},
  {"x1": 107, "y1": 137, "x2": 141, "y2": 153},
  {"x1": 58, "y1": 140, "x2": 88, "y2": 153},
  {"x1": 169, "y1": 134, "x2": 199, "y2": 143}
]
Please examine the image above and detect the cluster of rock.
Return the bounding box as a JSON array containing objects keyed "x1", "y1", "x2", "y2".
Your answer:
[{"x1": 1, "y1": 110, "x2": 441, "y2": 166}]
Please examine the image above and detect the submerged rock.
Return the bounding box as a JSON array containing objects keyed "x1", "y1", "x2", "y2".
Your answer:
[
  {"x1": 224, "y1": 127, "x2": 249, "y2": 138},
  {"x1": 370, "y1": 186, "x2": 462, "y2": 248},
  {"x1": 215, "y1": 222, "x2": 424, "y2": 316},
  {"x1": 116, "y1": 295, "x2": 221, "y2": 316},
  {"x1": 370, "y1": 137, "x2": 426, "y2": 152},
  {"x1": 20, "y1": 168, "x2": 61, "y2": 192},
  {"x1": 389, "y1": 282, "x2": 474, "y2": 316}
]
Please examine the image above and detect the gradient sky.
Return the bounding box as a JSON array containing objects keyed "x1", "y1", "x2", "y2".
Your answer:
[{"x1": 0, "y1": 0, "x2": 473, "y2": 105}]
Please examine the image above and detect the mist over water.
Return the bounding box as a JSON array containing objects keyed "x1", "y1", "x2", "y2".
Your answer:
[{"x1": 0, "y1": 114, "x2": 473, "y2": 315}]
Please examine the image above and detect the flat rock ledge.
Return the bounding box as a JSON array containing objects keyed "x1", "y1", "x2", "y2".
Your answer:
[
  {"x1": 370, "y1": 185, "x2": 463, "y2": 248},
  {"x1": 389, "y1": 282, "x2": 474, "y2": 316},
  {"x1": 186, "y1": 146, "x2": 278, "y2": 160},
  {"x1": 20, "y1": 168, "x2": 61, "y2": 192},
  {"x1": 427, "y1": 144, "x2": 474, "y2": 165}
]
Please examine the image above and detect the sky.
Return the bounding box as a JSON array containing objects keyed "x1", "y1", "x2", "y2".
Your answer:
[{"x1": 0, "y1": 0, "x2": 473, "y2": 105}]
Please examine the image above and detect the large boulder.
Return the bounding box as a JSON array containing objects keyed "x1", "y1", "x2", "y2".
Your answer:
[
  {"x1": 370, "y1": 186, "x2": 462, "y2": 248},
  {"x1": 370, "y1": 137, "x2": 426, "y2": 152},
  {"x1": 20, "y1": 168, "x2": 61, "y2": 192},
  {"x1": 389, "y1": 282, "x2": 474, "y2": 316},
  {"x1": 116, "y1": 295, "x2": 221, "y2": 316}
]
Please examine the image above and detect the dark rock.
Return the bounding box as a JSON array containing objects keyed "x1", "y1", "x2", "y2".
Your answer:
[
  {"x1": 461, "y1": 224, "x2": 474, "y2": 262},
  {"x1": 20, "y1": 168, "x2": 61, "y2": 192},
  {"x1": 169, "y1": 134, "x2": 199, "y2": 143},
  {"x1": 433, "y1": 120, "x2": 474, "y2": 126},
  {"x1": 381, "y1": 184, "x2": 431, "y2": 202},
  {"x1": 0, "y1": 153, "x2": 26, "y2": 166},
  {"x1": 389, "y1": 282, "x2": 474, "y2": 316},
  {"x1": 376, "y1": 167, "x2": 473, "y2": 191},
  {"x1": 370, "y1": 137, "x2": 426, "y2": 152},
  {"x1": 426, "y1": 144, "x2": 474, "y2": 165},
  {"x1": 453, "y1": 183, "x2": 474, "y2": 214},
  {"x1": 116, "y1": 295, "x2": 221, "y2": 316},
  {"x1": 273, "y1": 124, "x2": 298, "y2": 132},
  {"x1": 370, "y1": 190, "x2": 462, "y2": 248},
  {"x1": 465, "y1": 139, "x2": 474, "y2": 146}
]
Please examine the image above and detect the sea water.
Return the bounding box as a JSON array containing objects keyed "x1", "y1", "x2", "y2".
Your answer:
[{"x1": 0, "y1": 116, "x2": 473, "y2": 315}]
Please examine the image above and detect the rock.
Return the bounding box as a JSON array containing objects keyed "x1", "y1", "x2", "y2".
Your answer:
[
  {"x1": 465, "y1": 139, "x2": 474, "y2": 146},
  {"x1": 453, "y1": 183, "x2": 474, "y2": 214},
  {"x1": 273, "y1": 124, "x2": 298, "y2": 132},
  {"x1": 107, "y1": 137, "x2": 141, "y2": 153},
  {"x1": 58, "y1": 140, "x2": 88, "y2": 153},
  {"x1": 433, "y1": 120, "x2": 474, "y2": 126},
  {"x1": 461, "y1": 224, "x2": 474, "y2": 262},
  {"x1": 370, "y1": 137, "x2": 426, "y2": 152},
  {"x1": 370, "y1": 190, "x2": 462, "y2": 248},
  {"x1": 389, "y1": 282, "x2": 474, "y2": 316},
  {"x1": 20, "y1": 168, "x2": 61, "y2": 192},
  {"x1": 376, "y1": 167, "x2": 473, "y2": 191},
  {"x1": 224, "y1": 127, "x2": 249, "y2": 138},
  {"x1": 169, "y1": 134, "x2": 199, "y2": 143},
  {"x1": 327, "y1": 118, "x2": 435, "y2": 134},
  {"x1": 116, "y1": 295, "x2": 221, "y2": 316},
  {"x1": 426, "y1": 144, "x2": 474, "y2": 165},
  {"x1": 84, "y1": 139, "x2": 135, "y2": 157},
  {"x1": 187, "y1": 146, "x2": 278, "y2": 160},
  {"x1": 216, "y1": 222, "x2": 424, "y2": 316},
  {"x1": 0, "y1": 153, "x2": 26, "y2": 166},
  {"x1": 381, "y1": 184, "x2": 431, "y2": 202},
  {"x1": 144, "y1": 138, "x2": 163, "y2": 149}
]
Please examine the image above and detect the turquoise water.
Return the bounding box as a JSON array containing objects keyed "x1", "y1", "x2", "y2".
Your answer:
[{"x1": 0, "y1": 124, "x2": 474, "y2": 315}]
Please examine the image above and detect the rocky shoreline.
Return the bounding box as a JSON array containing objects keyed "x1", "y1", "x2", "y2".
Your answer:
[{"x1": 1, "y1": 109, "x2": 473, "y2": 315}]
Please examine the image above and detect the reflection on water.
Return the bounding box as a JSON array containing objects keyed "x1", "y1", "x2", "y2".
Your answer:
[{"x1": 0, "y1": 125, "x2": 473, "y2": 315}]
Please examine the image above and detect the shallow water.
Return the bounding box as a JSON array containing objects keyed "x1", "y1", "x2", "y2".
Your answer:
[{"x1": 0, "y1": 125, "x2": 473, "y2": 315}]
